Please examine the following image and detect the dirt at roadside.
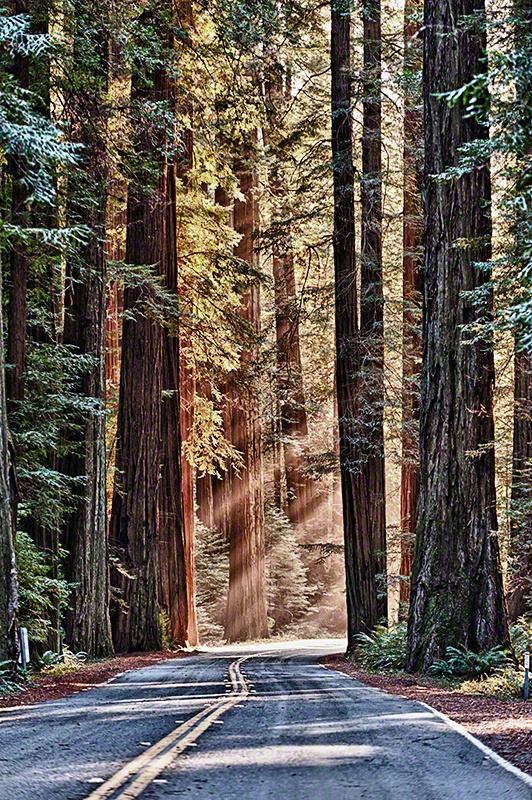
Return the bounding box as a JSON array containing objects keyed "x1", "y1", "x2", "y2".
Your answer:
[
  {"x1": 321, "y1": 653, "x2": 532, "y2": 777},
  {"x1": 0, "y1": 650, "x2": 190, "y2": 710}
]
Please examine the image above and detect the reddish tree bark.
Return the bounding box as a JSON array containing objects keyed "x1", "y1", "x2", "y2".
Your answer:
[
  {"x1": 400, "y1": 0, "x2": 423, "y2": 606},
  {"x1": 224, "y1": 166, "x2": 269, "y2": 643},
  {"x1": 406, "y1": 0, "x2": 509, "y2": 670}
]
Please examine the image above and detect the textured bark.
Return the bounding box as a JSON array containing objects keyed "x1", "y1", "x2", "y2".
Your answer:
[
  {"x1": 360, "y1": 0, "x2": 387, "y2": 620},
  {"x1": 332, "y1": 4, "x2": 381, "y2": 646},
  {"x1": 400, "y1": 0, "x2": 423, "y2": 605},
  {"x1": 58, "y1": 0, "x2": 113, "y2": 657},
  {"x1": 508, "y1": 351, "x2": 532, "y2": 619},
  {"x1": 406, "y1": 0, "x2": 509, "y2": 670},
  {"x1": 224, "y1": 167, "x2": 269, "y2": 643},
  {"x1": 109, "y1": 35, "x2": 167, "y2": 652},
  {"x1": 0, "y1": 254, "x2": 18, "y2": 662},
  {"x1": 157, "y1": 11, "x2": 198, "y2": 646},
  {"x1": 265, "y1": 67, "x2": 317, "y2": 526},
  {"x1": 6, "y1": 0, "x2": 29, "y2": 412},
  {"x1": 507, "y1": 0, "x2": 532, "y2": 621}
]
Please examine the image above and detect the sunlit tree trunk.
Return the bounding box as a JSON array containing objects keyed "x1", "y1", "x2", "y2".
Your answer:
[
  {"x1": 406, "y1": 0, "x2": 509, "y2": 670},
  {"x1": 224, "y1": 165, "x2": 269, "y2": 643},
  {"x1": 265, "y1": 65, "x2": 317, "y2": 526},
  {"x1": 400, "y1": 0, "x2": 423, "y2": 606},
  {"x1": 158, "y1": 2, "x2": 198, "y2": 647}
]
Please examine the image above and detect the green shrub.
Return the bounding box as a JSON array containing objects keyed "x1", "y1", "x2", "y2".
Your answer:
[
  {"x1": 15, "y1": 531, "x2": 70, "y2": 644},
  {"x1": 428, "y1": 645, "x2": 510, "y2": 679},
  {"x1": 34, "y1": 648, "x2": 87, "y2": 676},
  {"x1": 459, "y1": 668, "x2": 524, "y2": 699},
  {"x1": 0, "y1": 661, "x2": 22, "y2": 696},
  {"x1": 265, "y1": 504, "x2": 312, "y2": 634},
  {"x1": 352, "y1": 624, "x2": 407, "y2": 671},
  {"x1": 510, "y1": 617, "x2": 532, "y2": 660}
]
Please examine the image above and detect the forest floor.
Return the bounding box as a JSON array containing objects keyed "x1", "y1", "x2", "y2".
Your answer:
[
  {"x1": 0, "y1": 650, "x2": 185, "y2": 710},
  {"x1": 321, "y1": 653, "x2": 532, "y2": 776}
]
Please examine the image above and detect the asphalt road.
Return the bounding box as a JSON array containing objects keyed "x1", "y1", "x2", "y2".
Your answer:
[{"x1": 0, "y1": 639, "x2": 531, "y2": 800}]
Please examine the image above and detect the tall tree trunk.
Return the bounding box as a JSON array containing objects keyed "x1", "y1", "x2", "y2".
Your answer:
[
  {"x1": 400, "y1": 0, "x2": 423, "y2": 606},
  {"x1": 507, "y1": 0, "x2": 532, "y2": 620},
  {"x1": 332, "y1": 2, "x2": 381, "y2": 646},
  {"x1": 360, "y1": 0, "x2": 387, "y2": 620},
  {"x1": 406, "y1": 0, "x2": 509, "y2": 670},
  {"x1": 157, "y1": 0, "x2": 198, "y2": 647},
  {"x1": 265, "y1": 65, "x2": 317, "y2": 526},
  {"x1": 59, "y1": 0, "x2": 113, "y2": 657},
  {"x1": 0, "y1": 253, "x2": 18, "y2": 663},
  {"x1": 6, "y1": 0, "x2": 29, "y2": 413},
  {"x1": 508, "y1": 351, "x2": 532, "y2": 618},
  {"x1": 224, "y1": 166, "x2": 269, "y2": 643},
  {"x1": 109, "y1": 22, "x2": 169, "y2": 652}
]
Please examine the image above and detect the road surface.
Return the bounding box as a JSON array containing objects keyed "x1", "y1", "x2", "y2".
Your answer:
[{"x1": 0, "y1": 639, "x2": 531, "y2": 799}]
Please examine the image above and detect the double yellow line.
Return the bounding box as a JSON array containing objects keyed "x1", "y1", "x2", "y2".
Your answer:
[{"x1": 85, "y1": 656, "x2": 249, "y2": 800}]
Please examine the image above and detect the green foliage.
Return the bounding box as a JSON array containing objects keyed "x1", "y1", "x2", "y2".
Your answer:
[
  {"x1": 15, "y1": 531, "x2": 70, "y2": 644},
  {"x1": 33, "y1": 647, "x2": 87, "y2": 676},
  {"x1": 265, "y1": 503, "x2": 312, "y2": 634},
  {"x1": 194, "y1": 517, "x2": 229, "y2": 643},
  {"x1": 352, "y1": 624, "x2": 408, "y2": 671},
  {"x1": 0, "y1": 660, "x2": 22, "y2": 695},
  {"x1": 159, "y1": 609, "x2": 172, "y2": 651},
  {"x1": 428, "y1": 646, "x2": 510, "y2": 679},
  {"x1": 510, "y1": 617, "x2": 532, "y2": 661},
  {"x1": 458, "y1": 668, "x2": 524, "y2": 700}
]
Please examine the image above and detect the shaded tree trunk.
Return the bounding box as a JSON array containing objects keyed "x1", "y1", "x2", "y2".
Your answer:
[
  {"x1": 360, "y1": 0, "x2": 387, "y2": 620},
  {"x1": 59, "y1": 0, "x2": 113, "y2": 657},
  {"x1": 332, "y1": 3, "x2": 381, "y2": 647},
  {"x1": 508, "y1": 351, "x2": 532, "y2": 618},
  {"x1": 507, "y1": 0, "x2": 532, "y2": 621},
  {"x1": 109, "y1": 23, "x2": 169, "y2": 652},
  {"x1": 400, "y1": 0, "x2": 423, "y2": 606},
  {"x1": 0, "y1": 252, "x2": 18, "y2": 663},
  {"x1": 406, "y1": 0, "x2": 509, "y2": 670},
  {"x1": 6, "y1": 0, "x2": 29, "y2": 413},
  {"x1": 224, "y1": 166, "x2": 269, "y2": 643}
]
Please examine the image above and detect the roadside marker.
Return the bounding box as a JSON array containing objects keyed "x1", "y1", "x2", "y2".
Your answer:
[{"x1": 524, "y1": 651, "x2": 530, "y2": 701}]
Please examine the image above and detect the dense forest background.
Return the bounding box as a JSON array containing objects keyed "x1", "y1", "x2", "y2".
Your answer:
[{"x1": 1, "y1": 0, "x2": 531, "y2": 672}]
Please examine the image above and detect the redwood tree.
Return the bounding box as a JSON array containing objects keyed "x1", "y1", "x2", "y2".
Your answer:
[
  {"x1": 60, "y1": 0, "x2": 113, "y2": 656},
  {"x1": 360, "y1": 0, "x2": 387, "y2": 620},
  {"x1": 400, "y1": 0, "x2": 423, "y2": 605},
  {"x1": 265, "y1": 64, "x2": 317, "y2": 526},
  {"x1": 224, "y1": 165, "x2": 269, "y2": 643},
  {"x1": 157, "y1": 0, "x2": 198, "y2": 648},
  {"x1": 332, "y1": 1, "x2": 381, "y2": 646},
  {"x1": 406, "y1": 0, "x2": 509, "y2": 669},
  {"x1": 109, "y1": 16, "x2": 170, "y2": 652},
  {"x1": 0, "y1": 263, "x2": 18, "y2": 662}
]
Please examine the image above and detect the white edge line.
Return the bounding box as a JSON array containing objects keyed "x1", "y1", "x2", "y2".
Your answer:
[
  {"x1": 416, "y1": 700, "x2": 532, "y2": 789},
  {"x1": 320, "y1": 663, "x2": 532, "y2": 790}
]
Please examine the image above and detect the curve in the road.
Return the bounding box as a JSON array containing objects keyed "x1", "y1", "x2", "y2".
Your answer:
[{"x1": 85, "y1": 656, "x2": 249, "y2": 800}]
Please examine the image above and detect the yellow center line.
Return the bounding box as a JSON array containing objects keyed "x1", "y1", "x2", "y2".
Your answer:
[{"x1": 84, "y1": 657, "x2": 249, "y2": 800}]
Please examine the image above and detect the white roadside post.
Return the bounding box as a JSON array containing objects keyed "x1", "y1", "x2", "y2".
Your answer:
[
  {"x1": 524, "y1": 651, "x2": 530, "y2": 701},
  {"x1": 18, "y1": 627, "x2": 30, "y2": 671}
]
